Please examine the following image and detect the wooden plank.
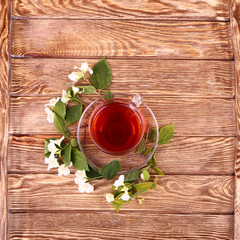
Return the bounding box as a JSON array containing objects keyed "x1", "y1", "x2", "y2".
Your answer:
[
  {"x1": 11, "y1": 20, "x2": 233, "y2": 59},
  {"x1": 8, "y1": 135, "x2": 235, "y2": 175},
  {"x1": 0, "y1": 0, "x2": 10, "y2": 239},
  {"x1": 230, "y1": 0, "x2": 240, "y2": 239},
  {"x1": 11, "y1": 58, "x2": 235, "y2": 97},
  {"x1": 9, "y1": 213, "x2": 234, "y2": 240},
  {"x1": 8, "y1": 174, "x2": 233, "y2": 213},
  {"x1": 12, "y1": 0, "x2": 230, "y2": 21},
  {"x1": 9, "y1": 96, "x2": 235, "y2": 136}
]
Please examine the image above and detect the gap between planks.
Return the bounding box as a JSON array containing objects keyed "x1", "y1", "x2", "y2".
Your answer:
[
  {"x1": 10, "y1": 55, "x2": 235, "y2": 61},
  {"x1": 6, "y1": 171, "x2": 235, "y2": 176},
  {"x1": 8, "y1": 209, "x2": 234, "y2": 215},
  {"x1": 11, "y1": 17, "x2": 231, "y2": 22}
]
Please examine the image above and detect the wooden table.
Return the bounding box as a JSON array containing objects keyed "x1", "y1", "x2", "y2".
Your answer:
[{"x1": 1, "y1": 0, "x2": 240, "y2": 239}]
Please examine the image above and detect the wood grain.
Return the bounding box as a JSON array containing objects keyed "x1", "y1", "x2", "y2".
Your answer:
[
  {"x1": 11, "y1": 20, "x2": 233, "y2": 59},
  {"x1": 0, "y1": 0, "x2": 10, "y2": 239},
  {"x1": 11, "y1": 58, "x2": 235, "y2": 97},
  {"x1": 12, "y1": 0, "x2": 230, "y2": 21},
  {"x1": 9, "y1": 96, "x2": 235, "y2": 136},
  {"x1": 9, "y1": 213, "x2": 234, "y2": 240},
  {"x1": 8, "y1": 135, "x2": 235, "y2": 175},
  {"x1": 8, "y1": 174, "x2": 233, "y2": 213},
  {"x1": 230, "y1": 0, "x2": 240, "y2": 239}
]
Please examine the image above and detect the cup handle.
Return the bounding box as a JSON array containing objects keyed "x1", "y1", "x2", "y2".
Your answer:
[{"x1": 129, "y1": 93, "x2": 142, "y2": 109}]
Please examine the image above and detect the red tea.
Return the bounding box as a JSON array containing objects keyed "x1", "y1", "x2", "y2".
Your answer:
[{"x1": 89, "y1": 100, "x2": 144, "y2": 155}]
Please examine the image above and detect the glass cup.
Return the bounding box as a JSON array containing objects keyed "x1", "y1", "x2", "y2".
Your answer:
[
  {"x1": 89, "y1": 94, "x2": 145, "y2": 155},
  {"x1": 77, "y1": 93, "x2": 159, "y2": 174}
]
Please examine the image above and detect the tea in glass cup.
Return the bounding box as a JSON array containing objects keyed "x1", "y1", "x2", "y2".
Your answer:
[{"x1": 89, "y1": 97, "x2": 145, "y2": 155}]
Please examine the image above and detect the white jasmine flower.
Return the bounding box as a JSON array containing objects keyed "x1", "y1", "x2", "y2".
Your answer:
[
  {"x1": 72, "y1": 86, "x2": 79, "y2": 95},
  {"x1": 78, "y1": 182, "x2": 94, "y2": 193},
  {"x1": 58, "y1": 162, "x2": 72, "y2": 176},
  {"x1": 83, "y1": 182, "x2": 94, "y2": 193},
  {"x1": 61, "y1": 90, "x2": 71, "y2": 104},
  {"x1": 121, "y1": 186, "x2": 129, "y2": 192},
  {"x1": 140, "y1": 173, "x2": 144, "y2": 181},
  {"x1": 47, "y1": 141, "x2": 58, "y2": 154},
  {"x1": 113, "y1": 175, "x2": 125, "y2": 189},
  {"x1": 75, "y1": 170, "x2": 87, "y2": 179},
  {"x1": 45, "y1": 154, "x2": 59, "y2": 170},
  {"x1": 68, "y1": 71, "x2": 83, "y2": 82},
  {"x1": 45, "y1": 97, "x2": 60, "y2": 107},
  {"x1": 47, "y1": 136, "x2": 64, "y2": 155},
  {"x1": 45, "y1": 107, "x2": 54, "y2": 123},
  {"x1": 54, "y1": 136, "x2": 65, "y2": 146},
  {"x1": 75, "y1": 177, "x2": 86, "y2": 185},
  {"x1": 74, "y1": 170, "x2": 87, "y2": 185},
  {"x1": 88, "y1": 68, "x2": 93, "y2": 75},
  {"x1": 105, "y1": 193, "x2": 114, "y2": 203},
  {"x1": 119, "y1": 191, "x2": 131, "y2": 201},
  {"x1": 80, "y1": 62, "x2": 93, "y2": 75}
]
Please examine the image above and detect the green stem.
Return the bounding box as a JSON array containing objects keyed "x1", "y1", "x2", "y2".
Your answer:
[
  {"x1": 62, "y1": 83, "x2": 74, "y2": 87},
  {"x1": 88, "y1": 176, "x2": 103, "y2": 181},
  {"x1": 70, "y1": 96, "x2": 86, "y2": 105}
]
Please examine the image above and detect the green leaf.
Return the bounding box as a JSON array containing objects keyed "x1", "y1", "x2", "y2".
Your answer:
[
  {"x1": 124, "y1": 170, "x2": 140, "y2": 183},
  {"x1": 152, "y1": 176, "x2": 158, "y2": 189},
  {"x1": 136, "y1": 138, "x2": 146, "y2": 154},
  {"x1": 141, "y1": 170, "x2": 150, "y2": 181},
  {"x1": 144, "y1": 146, "x2": 154, "y2": 156},
  {"x1": 141, "y1": 165, "x2": 151, "y2": 172},
  {"x1": 78, "y1": 86, "x2": 97, "y2": 95},
  {"x1": 158, "y1": 124, "x2": 174, "y2": 145},
  {"x1": 60, "y1": 140, "x2": 66, "y2": 148},
  {"x1": 148, "y1": 127, "x2": 158, "y2": 143},
  {"x1": 86, "y1": 165, "x2": 103, "y2": 179},
  {"x1": 104, "y1": 90, "x2": 113, "y2": 100},
  {"x1": 62, "y1": 143, "x2": 72, "y2": 167},
  {"x1": 54, "y1": 100, "x2": 66, "y2": 120},
  {"x1": 44, "y1": 139, "x2": 50, "y2": 156},
  {"x1": 151, "y1": 166, "x2": 165, "y2": 176},
  {"x1": 99, "y1": 160, "x2": 121, "y2": 180},
  {"x1": 90, "y1": 56, "x2": 112, "y2": 90},
  {"x1": 70, "y1": 138, "x2": 78, "y2": 148},
  {"x1": 134, "y1": 182, "x2": 153, "y2": 192},
  {"x1": 65, "y1": 103, "x2": 83, "y2": 126},
  {"x1": 53, "y1": 113, "x2": 69, "y2": 138},
  {"x1": 71, "y1": 148, "x2": 89, "y2": 171},
  {"x1": 112, "y1": 202, "x2": 122, "y2": 212},
  {"x1": 148, "y1": 152, "x2": 157, "y2": 167}
]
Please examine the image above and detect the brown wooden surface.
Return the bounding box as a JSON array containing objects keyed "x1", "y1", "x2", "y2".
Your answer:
[
  {"x1": 230, "y1": 0, "x2": 240, "y2": 239},
  {"x1": 4, "y1": 0, "x2": 239, "y2": 239},
  {"x1": 0, "y1": 0, "x2": 10, "y2": 239},
  {"x1": 11, "y1": 58, "x2": 235, "y2": 97},
  {"x1": 11, "y1": 20, "x2": 233, "y2": 59},
  {"x1": 8, "y1": 135, "x2": 235, "y2": 174},
  {"x1": 12, "y1": 0, "x2": 230, "y2": 21},
  {"x1": 9, "y1": 213, "x2": 234, "y2": 240},
  {"x1": 8, "y1": 174, "x2": 233, "y2": 213}
]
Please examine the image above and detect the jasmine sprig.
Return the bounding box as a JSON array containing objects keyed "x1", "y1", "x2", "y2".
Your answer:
[{"x1": 44, "y1": 57, "x2": 174, "y2": 212}]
